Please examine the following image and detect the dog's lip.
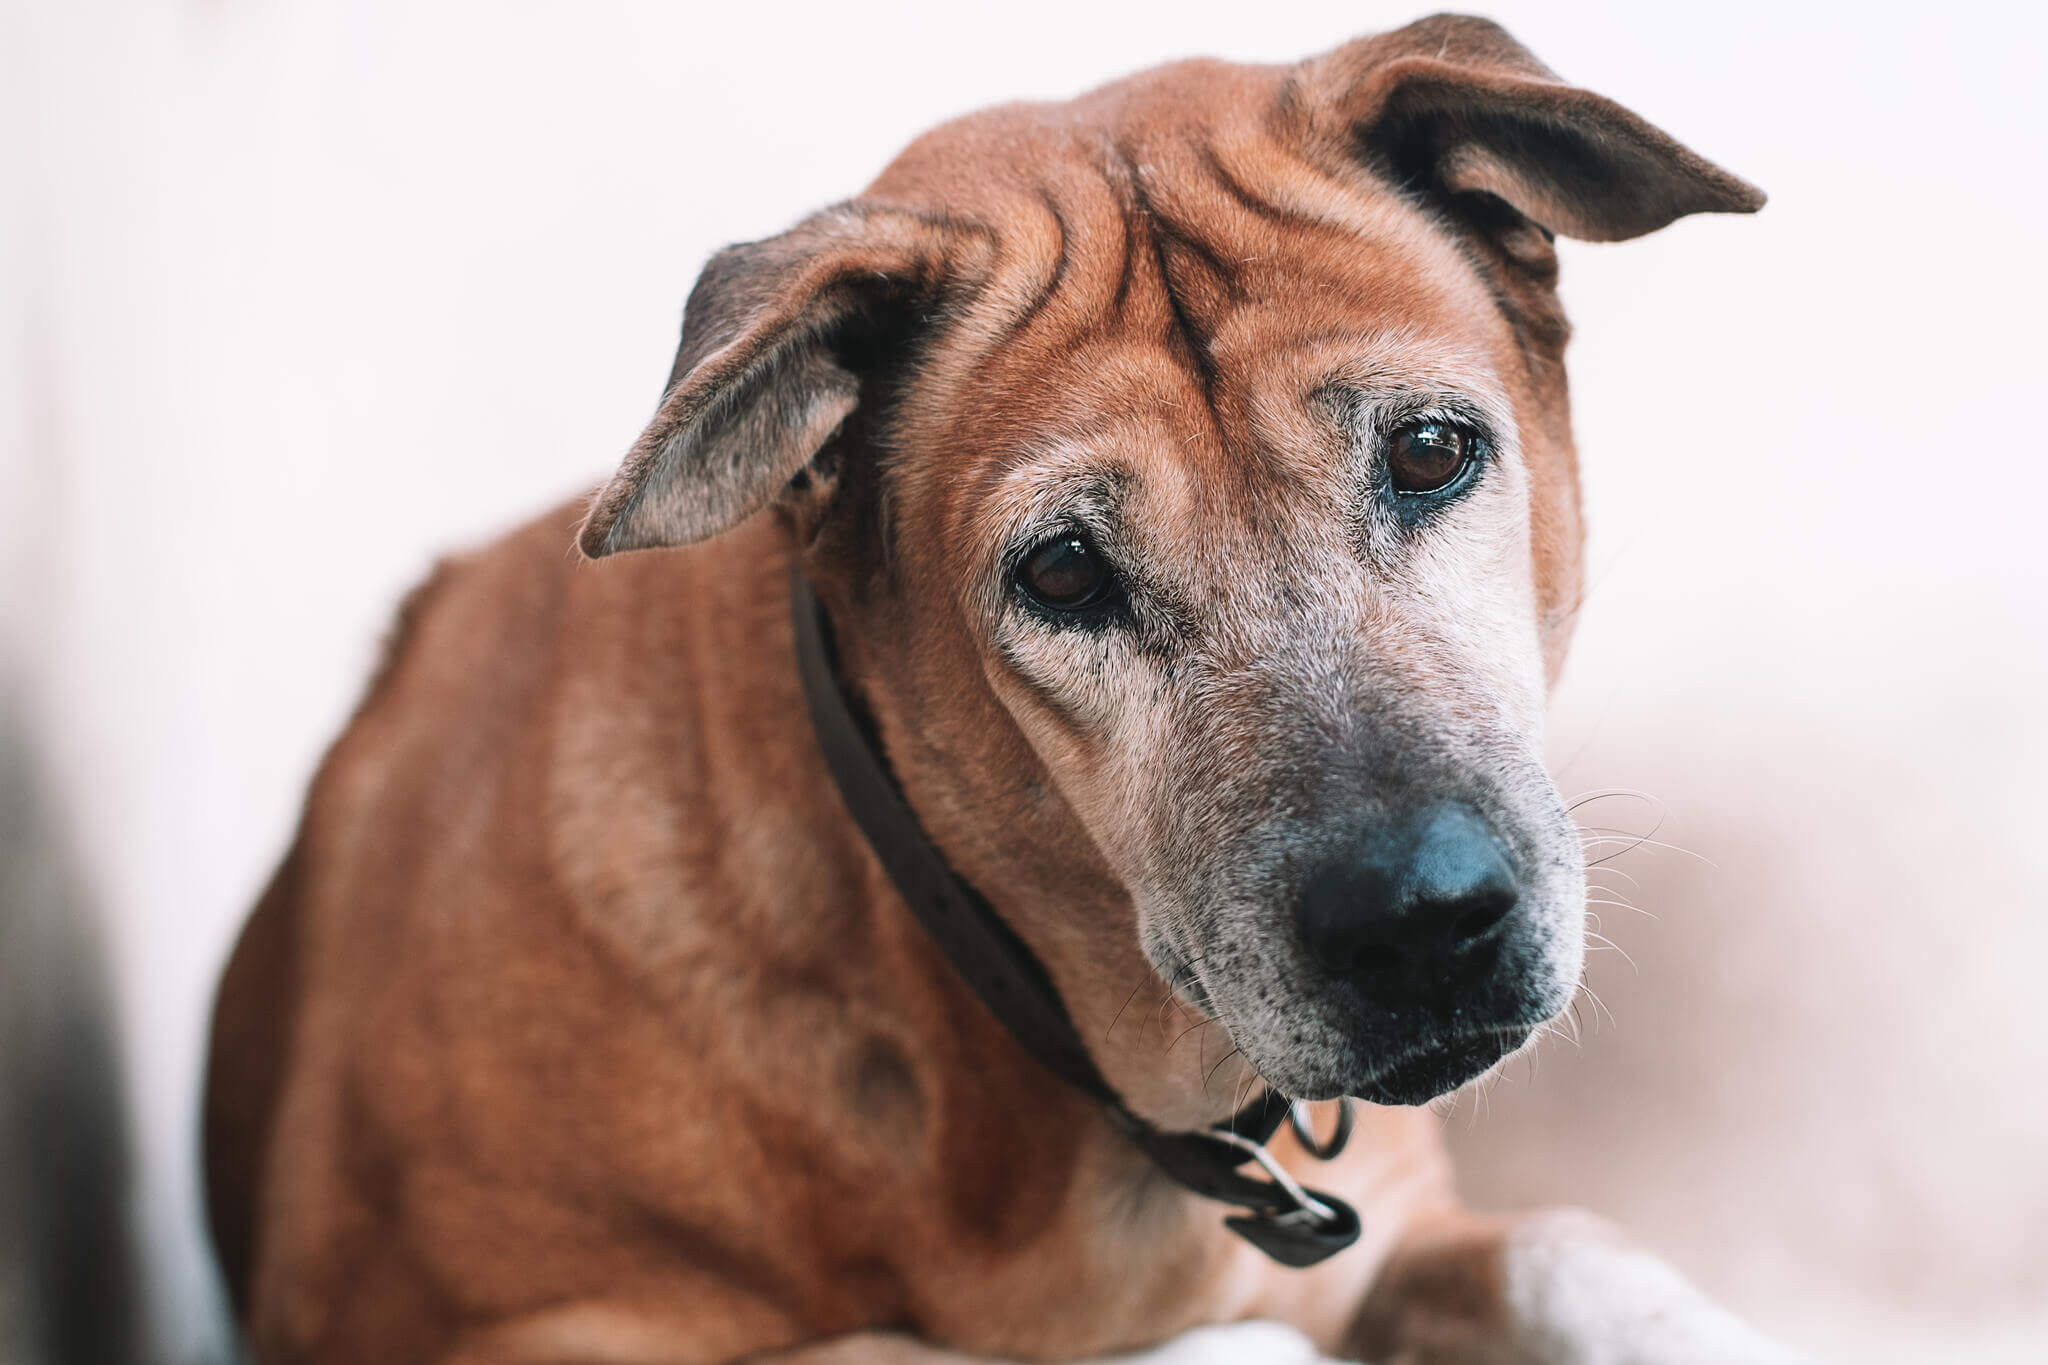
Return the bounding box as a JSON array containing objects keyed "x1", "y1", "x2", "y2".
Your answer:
[{"x1": 1351, "y1": 1026, "x2": 1532, "y2": 1107}]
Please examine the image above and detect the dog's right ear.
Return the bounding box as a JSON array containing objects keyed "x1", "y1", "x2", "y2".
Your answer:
[{"x1": 579, "y1": 206, "x2": 957, "y2": 558}]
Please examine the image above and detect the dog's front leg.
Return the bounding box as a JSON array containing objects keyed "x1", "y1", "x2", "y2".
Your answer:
[
  {"x1": 1347, "y1": 1207, "x2": 1811, "y2": 1365},
  {"x1": 751, "y1": 1321, "x2": 1344, "y2": 1365}
]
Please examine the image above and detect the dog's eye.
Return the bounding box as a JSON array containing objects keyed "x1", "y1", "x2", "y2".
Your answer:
[
  {"x1": 1388, "y1": 420, "x2": 1477, "y2": 495},
  {"x1": 1017, "y1": 533, "x2": 1114, "y2": 612}
]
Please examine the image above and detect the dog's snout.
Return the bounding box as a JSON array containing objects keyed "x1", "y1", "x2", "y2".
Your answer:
[{"x1": 1294, "y1": 804, "x2": 1520, "y2": 978}]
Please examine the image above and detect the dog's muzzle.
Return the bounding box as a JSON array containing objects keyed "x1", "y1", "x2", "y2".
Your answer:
[{"x1": 1292, "y1": 801, "x2": 1540, "y2": 1104}]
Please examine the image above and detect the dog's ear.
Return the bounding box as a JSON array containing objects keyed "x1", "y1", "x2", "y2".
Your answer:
[
  {"x1": 1291, "y1": 14, "x2": 1764, "y2": 243},
  {"x1": 579, "y1": 205, "x2": 956, "y2": 557}
]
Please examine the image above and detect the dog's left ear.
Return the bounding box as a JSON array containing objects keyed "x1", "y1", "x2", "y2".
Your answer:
[
  {"x1": 580, "y1": 204, "x2": 959, "y2": 558},
  {"x1": 1291, "y1": 14, "x2": 1764, "y2": 243}
]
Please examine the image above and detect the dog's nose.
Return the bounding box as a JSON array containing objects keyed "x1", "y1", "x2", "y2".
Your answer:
[{"x1": 1294, "y1": 804, "x2": 1519, "y2": 978}]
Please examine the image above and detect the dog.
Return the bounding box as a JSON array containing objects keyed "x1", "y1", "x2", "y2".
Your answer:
[{"x1": 206, "y1": 14, "x2": 1802, "y2": 1363}]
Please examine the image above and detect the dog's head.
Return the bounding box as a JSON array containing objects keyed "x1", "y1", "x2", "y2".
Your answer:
[{"x1": 581, "y1": 16, "x2": 1760, "y2": 1108}]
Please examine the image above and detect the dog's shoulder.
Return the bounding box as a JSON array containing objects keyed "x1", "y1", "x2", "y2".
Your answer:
[{"x1": 346, "y1": 497, "x2": 591, "y2": 743}]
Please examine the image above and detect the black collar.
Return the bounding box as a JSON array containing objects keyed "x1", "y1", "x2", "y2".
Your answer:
[{"x1": 789, "y1": 566, "x2": 1360, "y2": 1267}]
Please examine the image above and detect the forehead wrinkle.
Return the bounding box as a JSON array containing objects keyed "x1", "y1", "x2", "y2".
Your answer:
[
  {"x1": 917, "y1": 175, "x2": 1531, "y2": 640},
  {"x1": 886, "y1": 67, "x2": 1536, "y2": 514},
  {"x1": 932, "y1": 152, "x2": 1510, "y2": 500},
  {"x1": 953, "y1": 333, "x2": 1213, "y2": 504},
  {"x1": 980, "y1": 160, "x2": 1142, "y2": 364}
]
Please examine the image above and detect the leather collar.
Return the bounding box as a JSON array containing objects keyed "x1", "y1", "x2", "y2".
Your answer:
[{"x1": 789, "y1": 566, "x2": 1360, "y2": 1267}]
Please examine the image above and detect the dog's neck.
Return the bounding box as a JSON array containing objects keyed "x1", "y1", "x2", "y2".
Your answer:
[
  {"x1": 781, "y1": 526, "x2": 1257, "y2": 1136},
  {"x1": 554, "y1": 508, "x2": 1174, "y2": 1101}
]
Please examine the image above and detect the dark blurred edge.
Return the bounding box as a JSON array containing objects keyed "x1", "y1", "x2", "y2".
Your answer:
[{"x1": 1, "y1": 693, "x2": 152, "y2": 1365}]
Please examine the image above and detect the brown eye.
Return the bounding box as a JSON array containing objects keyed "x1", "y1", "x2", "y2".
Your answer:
[
  {"x1": 1388, "y1": 420, "x2": 1476, "y2": 495},
  {"x1": 1017, "y1": 533, "x2": 1113, "y2": 611}
]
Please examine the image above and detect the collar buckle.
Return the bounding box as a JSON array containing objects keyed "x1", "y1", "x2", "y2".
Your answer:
[{"x1": 1204, "y1": 1119, "x2": 1343, "y2": 1230}]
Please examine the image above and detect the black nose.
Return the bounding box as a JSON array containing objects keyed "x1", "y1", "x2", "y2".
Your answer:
[{"x1": 1294, "y1": 803, "x2": 1520, "y2": 978}]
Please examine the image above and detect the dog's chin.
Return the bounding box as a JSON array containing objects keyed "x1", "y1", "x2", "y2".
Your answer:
[
  {"x1": 1244, "y1": 1024, "x2": 1535, "y2": 1106},
  {"x1": 1350, "y1": 1028, "x2": 1530, "y2": 1106}
]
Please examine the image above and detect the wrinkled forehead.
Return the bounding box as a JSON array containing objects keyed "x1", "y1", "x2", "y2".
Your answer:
[
  {"x1": 923, "y1": 246, "x2": 1520, "y2": 593},
  {"x1": 874, "y1": 92, "x2": 1536, "y2": 592},
  {"x1": 973, "y1": 330, "x2": 1508, "y2": 567}
]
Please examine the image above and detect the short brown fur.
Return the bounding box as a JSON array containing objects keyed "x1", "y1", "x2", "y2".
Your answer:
[{"x1": 208, "y1": 16, "x2": 1771, "y2": 1364}]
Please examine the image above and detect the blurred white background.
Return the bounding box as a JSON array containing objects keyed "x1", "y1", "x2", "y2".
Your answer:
[{"x1": 3, "y1": 1, "x2": 2044, "y2": 1361}]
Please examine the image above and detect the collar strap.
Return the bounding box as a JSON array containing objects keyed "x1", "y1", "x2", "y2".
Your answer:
[{"x1": 789, "y1": 566, "x2": 1360, "y2": 1267}]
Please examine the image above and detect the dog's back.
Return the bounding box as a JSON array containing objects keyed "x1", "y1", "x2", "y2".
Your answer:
[
  {"x1": 204, "y1": 505, "x2": 589, "y2": 1327},
  {"x1": 205, "y1": 832, "x2": 304, "y2": 1316}
]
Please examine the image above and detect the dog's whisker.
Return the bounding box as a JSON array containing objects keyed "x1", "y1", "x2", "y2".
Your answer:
[
  {"x1": 1148, "y1": 981, "x2": 1180, "y2": 1039},
  {"x1": 1577, "y1": 829, "x2": 1702, "y2": 858},
  {"x1": 1166, "y1": 1015, "x2": 1215, "y2": 1055},
  {"x1": 1202, "y1": 1046, "x2": 1243, "y2": 1096},
  {"x1": 1577, "y1": 981, "x2": 1618, "y2": 1032},
  {"x1": 1106, "y1": 973, "x2": 1158, "y2": 1045},
  {"x1": 1148, "y1": 976, "x2": 1181, "y2": 1036},
  {"x1": 1585, "y1": 895, "x2": 1657, "y2": 919},
  {"x1": 1586, "y1": 838, "x2": 1711, "y2": 870},
  {"x1": 1583, "y1": 930, "x2": 1639, "y2": 972},
  {"x1": 1540, "y1": 1015, "x2": 1582, "y2": 1052},
  {"x1": 1575, "y1": 813, "x2": 1712, "y2": 868},
  {"x1": 1564, "y1": 788, "x2": 1662, "y2": 814},
  {"x1": 1232, "y1": 1058, "x2": 1259, "y2": 1116},
  {"x1": 1151, "y1": 955, "x2": 1209, "y2": 1040}
]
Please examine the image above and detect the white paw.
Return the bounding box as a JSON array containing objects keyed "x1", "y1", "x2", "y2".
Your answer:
[
  {"x1": 1503, "y1": 1211, "x2": 1814, "y2": 1365},
  {"x1": 1111, "y1": 1320, "x2": 1339, "y2": 1365}
]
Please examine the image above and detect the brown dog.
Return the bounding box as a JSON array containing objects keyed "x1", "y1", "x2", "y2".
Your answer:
[{"x1": 206, "y1": 15, "x2": 1798, "y2": 1363}]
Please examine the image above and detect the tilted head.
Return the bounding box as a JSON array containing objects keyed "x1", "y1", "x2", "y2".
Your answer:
[{"x1": 582, "y1": 15, "x2": 1761, "y2": 1108}]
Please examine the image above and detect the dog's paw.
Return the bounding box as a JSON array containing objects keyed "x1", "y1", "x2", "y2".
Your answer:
[
  {"x1": 1502, "y1": 1211, "x2": 1814, "y2": 1365},
  {"x1": 1109, "y1": 1321, "x2": 1342, "y2": 1365}
]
